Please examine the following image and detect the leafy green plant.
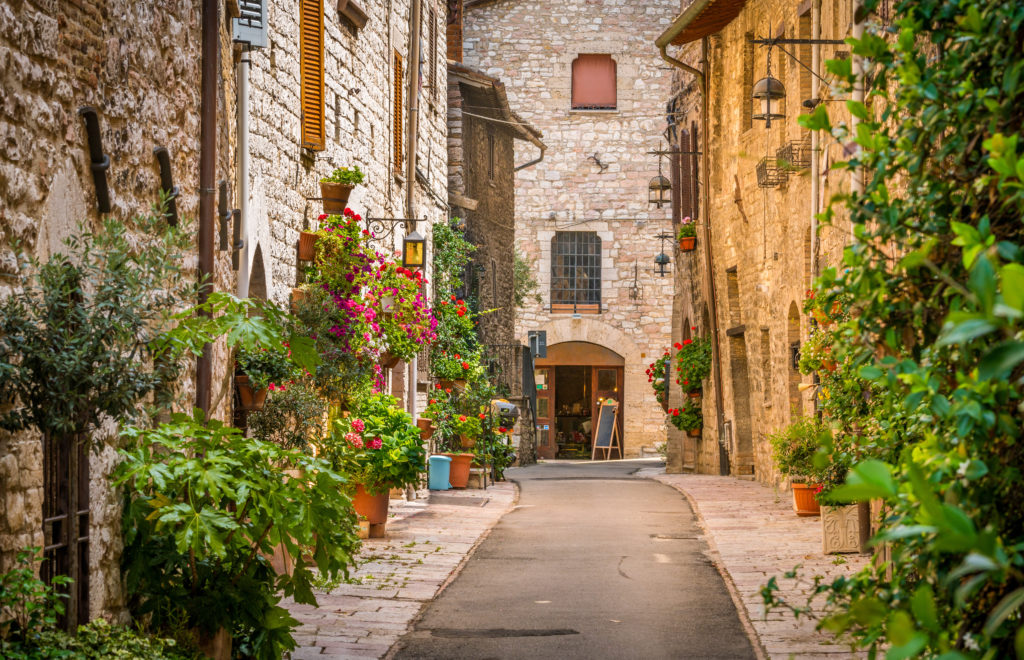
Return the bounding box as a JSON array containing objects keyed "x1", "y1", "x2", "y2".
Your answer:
[
  {"x1": 676, "y1": 216, "x2": 696, "y2": 240},
  {"x1": 116, "y1": 411, "x2": 360, "y2": 660},
  {"x1": 247, "y1": 382, "x2": 326, "y2": 453},
  {"x1": 320, "y1": 165, "x2": 364, "y2": 185},
  {"x1": 761, "y1": 0, "x2": 1024, "y2": 656},
  {"x1": 768, "y1": 417, "x2": 827, "y2": 482},
  {"x1": 324, "y1": 394, "x2": 427, "y2": 494},
  {"x1": 5, "y1": 619, "x2": 189, "y2": 660},
  {"x1": 513, "y1": 248, "x2": 541, "y2": 309},
  {"x1": 236, "y1": 345, "x2": 296, "y2": 391},
  {"x1": 667, "y1": 402, "x2": 701, "y2": 432},
  {"x1": 674, "y1": 336, "x2": 712, "y2": 392},
  {"x1": 0, "y1": 549, "x2": 70, "y2": 644},
  {"x1": 646, "y1": 350, "x2": 672, "y2": 405},
  {"x1": 449, "y1": 413, "x2": 483, "y2": 439}
]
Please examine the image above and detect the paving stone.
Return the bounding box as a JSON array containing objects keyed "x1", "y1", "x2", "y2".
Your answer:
[
  {"x1": 283, "y1": 483, "x2": 515, "y2": 659},
  {"x1": 644, "y1": 471, "x2": 868, "y2": 660}
]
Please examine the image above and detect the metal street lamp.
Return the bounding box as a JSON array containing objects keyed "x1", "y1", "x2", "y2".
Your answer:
[
  {"x1": 649, "y1": 174, "x2": 672, "y2": 209},
  {"x1": 752, "y1": 75, "x2": 786, "y2": 128},
  {"x1": 402, "y1": 230, "x2": 426, "y2": 269}
]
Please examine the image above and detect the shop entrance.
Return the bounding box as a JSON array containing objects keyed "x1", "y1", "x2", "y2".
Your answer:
[{"x1": 533, "y1": 342, "x2": 625, "y2": 459}]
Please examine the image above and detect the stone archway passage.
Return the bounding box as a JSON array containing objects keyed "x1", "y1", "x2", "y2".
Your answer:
[{"x1": 534, "y1": 342, "x2": 625, "y2": 460}]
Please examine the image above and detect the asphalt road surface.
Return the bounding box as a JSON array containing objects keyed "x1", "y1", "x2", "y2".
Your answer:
[{"x1": 393, "y1": 459, "x2": 757, "y2": 659}]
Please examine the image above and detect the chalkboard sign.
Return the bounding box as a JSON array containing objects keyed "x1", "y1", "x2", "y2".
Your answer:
[{"x1": 591, "y1": 400, "x2": 621, "y2": 460}]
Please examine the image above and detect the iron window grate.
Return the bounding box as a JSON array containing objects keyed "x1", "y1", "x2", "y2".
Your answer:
[
  {"x1": 551, "y1": 232, "x2": 601, "y2": 311},
  {"x1": 756, "y1": 157, "x2": 786, "y2": 188}
]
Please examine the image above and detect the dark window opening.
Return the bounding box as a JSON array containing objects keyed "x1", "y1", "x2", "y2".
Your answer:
[{"x1": 551, "y1": 232, "x2": 601, "y2": 313}]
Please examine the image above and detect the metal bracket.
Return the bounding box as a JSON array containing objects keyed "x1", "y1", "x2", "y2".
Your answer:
[
  {"x1": 152, "y1": 147, "x2": 180, "y2": 226},
  {"x1": 231, "y1": 209, "x2": 243, "y2": 271},
  {"x1": 218, "y1": 180, "x2": 231, "y2": 251},
  {"x1": 77, "y1": 106, "x2": 111, "y2": 213}
]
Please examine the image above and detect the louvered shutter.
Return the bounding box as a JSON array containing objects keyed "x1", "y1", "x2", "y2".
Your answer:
[
  {"x1": 678, "y1": 130, "x2": 693, "y2": 220},
  {"x1": 691, "y1": 121, "x2": 700, "y2": 220},
  {"x1": 233, "y1": 0, "x2": 268, "y2": 48},
  {"x1": 394, "y1": 50, "x2": 404, "y2": 172},
  {"x1": 429, "y1": 7, "x2": 438, "y2": 98},
  {"x1": 300, "y1": 0, "x2": 325, "y2": 151}
]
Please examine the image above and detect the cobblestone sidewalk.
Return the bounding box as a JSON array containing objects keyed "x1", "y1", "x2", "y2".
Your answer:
[
  {"x1": 641, "y1": 470, "x2": 868, "y2": 660},
  {"x1": 285, "y1": 482, "x2": 516, "y2": 659}
]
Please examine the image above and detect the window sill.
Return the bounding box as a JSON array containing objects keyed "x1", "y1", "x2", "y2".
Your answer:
[
  {"x1": 393, "y1": 171, "x2": 406, "y2": 184},
  {"x1": 550, "y1": 304, "x2": 600, "y2": 315},
  {"x1": 569, "y1": 108, "x2": 618, "y2": 115}
]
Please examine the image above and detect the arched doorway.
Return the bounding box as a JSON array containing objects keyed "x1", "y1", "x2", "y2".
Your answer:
[
  {"x1": 533, "y1": 342, "x2": 624, "y2": 459},
  {"x1": 788, "y1": 302, "x2": 802, "y2": 420}
]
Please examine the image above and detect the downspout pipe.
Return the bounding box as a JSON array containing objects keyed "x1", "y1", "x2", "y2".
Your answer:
[
  {"x1": 514, "y1": 144, "x2": 546, "y2": 172},
  {"x1": 810, "y1": 0, "x2": 821, "y2": 283},
  {"x1": 657, "y1": 31, "x2": 728, "y2": 474},
  {"x1": 197, "y1": 0, "x2": 218, "y2": 415},
  {"x1": 237, "y1": 50, "x2": 251, "y2": 298},
  {"x1": 850, "y1": 0, "x2": 865, "y2": 241},
  {"x1": 405, "y1": 0, "x2": 423, "y2": 421}
]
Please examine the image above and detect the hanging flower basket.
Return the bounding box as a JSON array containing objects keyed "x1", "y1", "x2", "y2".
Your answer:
[
  {"x1": 235, "y1": 374, "x2": 268, "y2": 412},
  {"x1": 687, "y1": 427, "x2": 701, "y2": 437},
  {"x1": 320, "y1": 181, "x2": 354, "y2": 215},
  {"x1": 678, "y1": 236, "x2": 697, "y2": 252},
  {"x1": 416, "y1": 418, "x2": 435, "y2": 440},
  {"x1": 297, "y1": 231, "x2": 319, "y2": 261}
]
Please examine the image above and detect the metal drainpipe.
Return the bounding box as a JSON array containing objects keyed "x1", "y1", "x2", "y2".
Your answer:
[
  {"x1": 810, "y1": 0, "x2": 821, "y2": 283},
  {"x1": 237, "y1": 50, "x2": 251, "y2": 298},
  {"x1": 405, "y1": 0, "x2": 423, "y2": 421},
  {"x1": 658, "y1": 38, "x2": 728, "y2": 473},
  {"x1": 196, "y1": 0, "x2": 218, "y2": 415}
]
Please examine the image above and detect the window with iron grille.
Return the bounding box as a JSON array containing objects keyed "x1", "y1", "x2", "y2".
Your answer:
[{"x1": 550, "y1": 232, "x2": 601, "y2": 313}]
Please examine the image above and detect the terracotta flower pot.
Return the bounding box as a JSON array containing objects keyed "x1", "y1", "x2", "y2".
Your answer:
[
  {"x1": 686, "y1": 428, "x2": 701, "y2": 437},
  {"x1": 235, "y1": 374, "x2": 267, "y2": 411},
  {"x1": 380, "y1": 351, "x2": 401, "y2": 369},
  {"x1": 687, "y1": 391, "x2": 701, "y2": 399},
  {"x1": 353, "y1": 484, "x2": 390, "y2": 525},
  {"x1": 290, "y1": 287, "x2": 306, "y2": 312},
  {"x1": 441, "y1": 453, "x2": 474, "y2": 488},
  {"x1": 320, "y1": 181, "x2": 354, "y2": 215},
  {"x1": 792, "y1": 482, "x2": 822, "y2": 517},
  {"x1": 678, "y1": 236, "x2": 697, "y2": 252},
  {"x1": 417, "y1": 418, "x2": 435, "y2": 440},
  {"x1": 297, "y1": 230, "x2": 318, "y2": 261},
  {"x1": 438, "y1": 378, "x2": 467, "y2": 390},
  {"x1": 459, "y1": 434, "x2": 477, "y2": 450}
]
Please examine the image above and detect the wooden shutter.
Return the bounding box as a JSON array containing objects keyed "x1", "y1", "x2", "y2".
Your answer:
[
  {"x1": 429, "y1": 6, "x2": 438, "y2": 98},
  {"x1": 571, "y1": 55, "x2": 616, "y2": 110},
  {"x1": 394, "y1": 49, "x2": 404, "y2": 172},
  {"x1": 678, "y1": 130, "x2": 693, "y2": 220},
  {"x1": 299, "y1": 0, "x2": 325, "y2": 151}
]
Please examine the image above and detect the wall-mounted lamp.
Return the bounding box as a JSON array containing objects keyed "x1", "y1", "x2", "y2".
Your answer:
[
  {"x1": 752, "y1": 74, "x2": 786, "y2": 128},
  {"x1": 653, "y1": 232, "x2": 672, "y2": 277},
  {"x1": 649, "y1": 150, "x2": 672, "y2": 209},
  {"x1": 402, "y1": 230, "x2": 426, "y2": 269}
]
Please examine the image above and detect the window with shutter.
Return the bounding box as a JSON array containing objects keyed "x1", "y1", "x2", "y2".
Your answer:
[
  {"x1": 233, "y1": 0, "x2": 268, "y2": 48},
  {"x1": 571, "y1": 55, "x2": 616, "y2": 110},
  {"x1": 299, "y1": 0, "x2": 325, "y2": 151},
  {"x1": 393, "y1": 49, "x2": 404, "y2": 173}
]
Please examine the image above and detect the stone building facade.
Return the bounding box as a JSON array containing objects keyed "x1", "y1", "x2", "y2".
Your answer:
[
  {"x1": 0, "y1": 0, "x2": 447, "y2": 624},
  {"x1": 658, "y1": 0, "x2": 858, "y2": 483},
  {"x1": 462, "y1": 0, "x2": 680, "y2": 457}
]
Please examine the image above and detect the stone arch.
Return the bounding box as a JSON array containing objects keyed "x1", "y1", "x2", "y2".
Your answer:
[
  {"x1": 788, "y1": 301, "x2": 802, "y2": 420},
  {"x1": 682, "y1": 317, "x2": 692, "y2": 342}
]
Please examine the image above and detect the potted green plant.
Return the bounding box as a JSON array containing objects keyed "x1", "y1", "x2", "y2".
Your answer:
[
  {"x1": 319, "y1": 165, "x2": 364, "y2": 214},
  {"x1": 677, "y1": 216, "x2": 697, "y2": 251},
  {"x1": 768, "y1": 416, "x2": 827, "y2": 516},
  {"x1": 646, "y1": 350, "x2": 672, "y2": 412},
  {"x1": 450, "y1": 413, "x2": 483, "y2": 449},
  {"x1": 667, "y1": 403, "x2": 702, "y2": 435},
  {"x1": 323, "y1": 394, "x2": 427, "y2": 536},
  {"x1": 235, "y1": 345, "x2": 296, "y2": 411},
  {"x1": 674, "y1": 336, "x2": 712, "y2": 394}
]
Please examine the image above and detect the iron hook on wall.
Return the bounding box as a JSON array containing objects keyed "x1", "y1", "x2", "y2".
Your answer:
[
  {"x1": 231, "y1": 209, "x2": 243, "y2": 271},
  {"x1": 152, "y1": 146, "x2": 180, "y2": 226},
  {"x1": 77, "y1": 106, "x2": 111, "y2": 214}
]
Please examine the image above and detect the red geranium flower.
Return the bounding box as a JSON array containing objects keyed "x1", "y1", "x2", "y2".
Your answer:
[
  {"x1": 683, "y1": 339, "x2": 693, "y2": 345},
  {"x1": 674, "y1": 342, "x2": 682, "y2": 350},
  {"x1": 461, "y1": 362, "x2": 470, "y2": 370}
]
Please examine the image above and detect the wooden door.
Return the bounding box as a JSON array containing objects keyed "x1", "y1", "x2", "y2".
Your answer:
[
  {"x1": 534, "y1": 367, "x2": 556, "y2": 459},
  {"x1": 591, "y1": 367, "x2": 624, "y2": 456}
]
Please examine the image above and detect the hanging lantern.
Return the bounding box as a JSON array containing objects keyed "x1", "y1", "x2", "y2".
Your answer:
[
  {"x1": 654, "y1": 251, "x2": 671, "y2": 277},
  {"x1": 402, "y1": 230, "x2": 426, "y2": 269},
  {"x1": 648, "y1": 175, "x2": 672, "y2": 209},
  {"x1": 752, "y1": 75, "x2": 786, "y2": 128}
]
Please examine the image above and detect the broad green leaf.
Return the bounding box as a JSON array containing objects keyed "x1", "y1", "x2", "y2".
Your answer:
[
  {"x1": 911, "y1": 584, "x2": 940, "y2": 631},
  {"x1": 938, "y1": 319, "x2": 997, "y2": 346},
  {"x1": 979, "y1": 342, "x2": 1024, "y2": 381},
  {"x1": 832, "y1": 460, "x2": 897, "y2": 502},
  {"x1": 984, "y1": 588, "x2": 1024, "y2": 637},
  {"x1": 1000, "y1": 264, "x2": 1024, "y2": 310}
]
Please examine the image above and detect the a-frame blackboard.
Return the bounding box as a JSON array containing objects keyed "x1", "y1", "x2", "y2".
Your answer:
[{"x1": 591, "y1": 400, "x2": 621, "y2": 460}]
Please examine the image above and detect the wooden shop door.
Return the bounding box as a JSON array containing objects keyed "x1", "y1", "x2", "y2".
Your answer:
[{"x1": 533, "y1": 367, "x2": 557, "y2": 459}]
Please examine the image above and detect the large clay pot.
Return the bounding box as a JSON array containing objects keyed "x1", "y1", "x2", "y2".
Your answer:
[
  {"x1": 459, "y1": 434, "x2": 477, "y2": 450},
  {"x1": 417, "y1": 418, "x2": 435, "y2": 440},
  {"x1": 320, "y1": 181, "x2": 354, "y2": 214},
  {"x1": 678, "y1": 236, "x2": 697, "y2": 252},
  {"x1": 438, "y1": 378, "x2": 467, "y2": 391},
  {"x1": 442, "y1": 453, "x2": 474, "y2": 488},
  {"x1": 686, "y1": 428, "x2": 701, "y2": 437},
  {"x1": 792, "y1": 482, "x2": 822, "y2": 517},
  {"x1": 235, "y1": 374, "x2": 267, "y2": 411},
  {"x1": 353, "y1": 484, "x2": 390, "y2": 525},
  {"x1": 297, "y1": 230, "x2": 318, "y2": 261}
]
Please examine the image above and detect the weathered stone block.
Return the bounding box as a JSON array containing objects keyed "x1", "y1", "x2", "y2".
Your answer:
[{"x1": 822, "y1": 503, "x2": 870, "y2": 554}]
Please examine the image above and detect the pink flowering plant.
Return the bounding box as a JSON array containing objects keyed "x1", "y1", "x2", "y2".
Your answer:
[
  {"x1": 322, "y1": 394, "x2": 426, "y2": 495},
  {"x1": 676, "y1": 216, "x2": 696, "y2": 240},
  {"x1": 370, "y1": 261, "x2": 436, "y2": 361}
]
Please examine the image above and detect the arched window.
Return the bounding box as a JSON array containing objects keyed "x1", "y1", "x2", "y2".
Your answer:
[
  {"x1": 551, "y1": 232, "x2": 602, "y2": 313},
  {"x1": 571, "y1": 55, "x2": 616, "y2": 110}
]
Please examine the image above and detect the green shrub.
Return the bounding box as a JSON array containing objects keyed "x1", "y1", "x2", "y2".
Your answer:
[
  {"x1": 768, "y1": 417, "x2": 827, "y2": 481},
  {"x1": 320, "y1": 165, "x2": 364, "y2": 185}
]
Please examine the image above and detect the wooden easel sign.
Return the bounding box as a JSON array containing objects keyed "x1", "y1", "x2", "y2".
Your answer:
[{"x1": 591, "y1": 399, "x2": 621, "y2": 460}]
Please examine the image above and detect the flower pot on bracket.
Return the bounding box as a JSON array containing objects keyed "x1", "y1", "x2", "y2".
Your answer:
[
  {"x1": 687, "y1": 391, "x2": 701, "y2": 400},
  {"x1": 417, "y1": 418, "x2": 435, "y2": 440},
  {"x1": 320, "y1": 181, "x2": 354, "y2": 215},
  {"x1": 235, "y1": 374, "x2": 268, "y2": 412},
  {"x1": 678, "y1": 236, "x2": 697, "y2": 252},
  {"x1": 791, "y1": 482, "x2": 822, "y2": 517},
  {"x1": 438, "y1": 378, "x2": 467, "y2": 391},
  {"x1": 686, "y1": 428, "x2": 701, "y2": 437},
  {"x1": 353, "y1": 484, "x2": 389, "y2": 539},
  {"x1": 459, "y1": 434, "x2": 477, "y2": 450},
  {"x1": 297, "y1": 231, "x2": 318, "y2": 261},
  {"x1": 441, "y1": 453, "x2": 474, "y2": 488}
]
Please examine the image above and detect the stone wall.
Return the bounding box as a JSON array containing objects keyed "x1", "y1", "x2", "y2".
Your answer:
[
  {"x1": 462, "y1": 0, "x2": 680, "y2": 455},
  {"x1": 663, "y1": 0, "x2": 856, "y2": 483},
  {"x1": 0, "y1": 0, "x2": 239, "y2": 620}
]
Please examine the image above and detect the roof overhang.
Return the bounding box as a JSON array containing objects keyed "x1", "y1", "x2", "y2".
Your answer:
[
  {"x1": 655, "y1": 0, "x2": 747, "y2": 48},
  {"x1": 448, "y1": 61, "x2": 545, "y2": 151}
]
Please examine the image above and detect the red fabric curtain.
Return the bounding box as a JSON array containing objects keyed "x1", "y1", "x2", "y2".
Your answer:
[{"x1": 572, "y1": 55, "x2": 616, "y2": 109}]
